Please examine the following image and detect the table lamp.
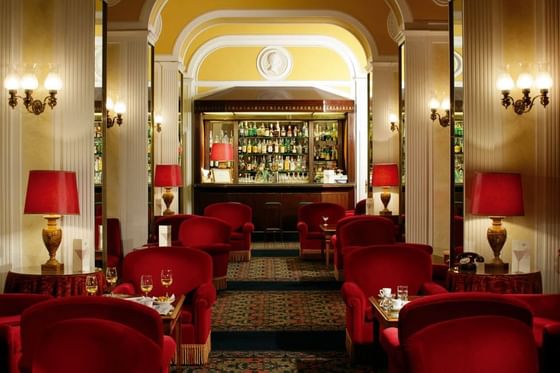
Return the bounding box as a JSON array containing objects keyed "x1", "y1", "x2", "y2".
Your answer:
[
  {"x1": 154, "y1": 164, "x2": 183, "y2": 216},
  {"x1": 210, "y1": 143, "x2": 233, "y2": 168},
  {"x1": 372, "y1": 163, "x2": 399, "y2": 216},
  {"x1": 471, "y1": 172, "x2": 524, "y2": 274},
  {"x1": 24, "y1": 170, "x2": 80, "y2": 272}
]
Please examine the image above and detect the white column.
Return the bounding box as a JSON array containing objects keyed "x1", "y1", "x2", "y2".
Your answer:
[
  {"x1": 354, "y1": 75, "x2": 368, "y2": 203},
  {"x1": 183, "y1": 76, "x2": 194, "y2": 214},
  {"x1": 109, "y1": 31, "x2": 149, "y2": 254},
  {"x1": 462, "y1": 0, "x2": 504, "y2": 254},
  {"x1": 53, "y1": 0, "x2": 95, "y2": 270},
  {"x1": 0, "y1": 0, "x2": 22, "y2": 288},
  {"x1": 403, "y1": 31, "x2": 448, "y2": 246},
  {"x1": 154, "y1": 60, "x2": 180, "y2": 215},
  {"x1": 536, "y1": 0, "x2": 560, "y2": 293},
  {"x1": 372, "y1": 62, "x2": 399, "y2": 214}
]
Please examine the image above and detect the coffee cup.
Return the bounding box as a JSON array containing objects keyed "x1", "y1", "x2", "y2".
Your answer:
[{"x1": 379, "y1": 287, "x2": 392, "y2": 298}]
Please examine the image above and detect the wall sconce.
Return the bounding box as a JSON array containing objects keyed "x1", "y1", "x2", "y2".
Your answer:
[
  {"x1": 106, "y1": 98, "x2": 126, "y2": 128},
  {"x1": 154, "y1": 114, "x2": 163, "y2": 132},
  {"x1": 389, "y1": 113, "x2": 399, "y2": 132},
  {"x1": 430, "y1": 98, "x2": 450, "y2": 127},
  {"x1": 4, "y1": 72, "x2": 62, "y2": 115},
  {"x1": 497, "y1": 71, "x2": 552, "y2": 115}
]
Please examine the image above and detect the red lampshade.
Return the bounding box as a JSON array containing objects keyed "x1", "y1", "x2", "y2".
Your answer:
[
  {"x1": 154, "y1": 164, "x2": 183, "y2": 187},
  {"x1": 471, "y1": 172, "x2": 524, "y2": 216},
  {"x1": 24, "y1": 170, "x2": 80, "y2": 215},
  {"x1": 372, "y1": 163, "x2": 399, "y2": 187},
  {"x1": 210, "y1": 143, "x2": 233, "y2": 161}
]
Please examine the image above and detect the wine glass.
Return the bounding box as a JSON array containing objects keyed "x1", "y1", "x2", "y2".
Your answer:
[
  {"x1": 105, "y1": 267, "x2": 118, "y2": 294},
  {"x1": 140, "y1": 274, "x2": 154, "y2": 298},
  {"x1": 513, "y1": 249, "x2": 527, "y2": 273},
  {"x1": 160, "y1": 269, "x2": 173, "y2": 299},
  {"x1": 85, "y1": 275, "x2": 98, "y2": 296},
  {"x1": 321, "y1": 215, "x2": 329, "y2": 227}
]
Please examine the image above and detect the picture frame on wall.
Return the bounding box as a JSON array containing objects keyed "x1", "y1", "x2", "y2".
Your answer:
[{"x1": 212, "y1": 168, "x2": 232, "y2": 183}]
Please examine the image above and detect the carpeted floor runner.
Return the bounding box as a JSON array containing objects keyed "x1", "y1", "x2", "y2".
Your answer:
[{"x1": 227, "y1": 257, "x2": 335, "y2": 282}]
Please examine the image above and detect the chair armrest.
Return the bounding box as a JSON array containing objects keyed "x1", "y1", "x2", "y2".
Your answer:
[
  {"x1": 297, "y1": 222, "x2": 308, "y2": 235},
  {"x1": 161, "y1": 335, "x2": 176, "y2": 370},
  {"x1": 419, "y1": 281, "x2": 449, "y2": 295},
  {"x1": 242, "y1": 222, "x2": 255, "y2": 234},
  {"x1": 112, "y1": 283, "x2": 135, "y2": 295},
  {"x1": 341, "y1": 281, "x2": 369, "y2": 339},
  {"x1": 380, "y1": 326, "x2": 400, "y2": 351},
  {"x1": 545, "y1": 322, "x2": 560, "y2": 336},
  {"x1": 193, "y1": 282, "x2": 217, "y2": 309}
]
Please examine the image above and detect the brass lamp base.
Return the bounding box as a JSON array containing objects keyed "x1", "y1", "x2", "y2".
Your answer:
[
  {"x1": 484, "y1": 262, "x2": 509, "y2": 274},
  {"x1": 41, "y1": 215, "x2": 64, "y2": 273},
  {"x1": 484, "y1": 216, "x2": 508, "y2": 274},
  {"x1": 162, "y1": 187, "x2": 175, "y2": 216},
  {"x1": 379, "y1": 189, "x2": 392, "y2": 216}
]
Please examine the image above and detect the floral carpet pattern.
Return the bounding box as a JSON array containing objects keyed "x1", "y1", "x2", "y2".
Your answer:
[
  {"x1": 177, "y1": 351, "x2": 374, "y2": 373},
  {"x1": 227, "y1": 257, "x2": 334, "y2": 282},
  {"x1": 213, "y1": 290, "x2": 345, "y2": 331}
]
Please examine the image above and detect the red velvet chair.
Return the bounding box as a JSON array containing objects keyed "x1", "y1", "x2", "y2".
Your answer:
[
  {"x1": 0, "y1": 294, "x2": 52, "y2": 373},
  {"x1": 331, "y1": 215, "x2": 396, "y2": 280},
  {"x1": 507, "y1": 294, "x2": 560, "y2": 373},
  {"x1": 341, "y1": 244, "x2": 447, "y2": 360},
  {"x1": 94, "y1": 217, "x2": 124, "y2": 274},
  {"x1": 178, "y1": 216, "x2": 232, "y2": 290},
  {"x1": 32, "y1": 318, "x2": 162, "y2": 373},
  {"x1": 404, "y1": 315, "x2": 537, "y2": 373},
  {"x1": 204, "y1": 202, "x2": 254, "y2": 262},
  {"x1": 114, "y1": 246, "x2": 215, "y2": 365},
  {"x1": 297, "y1": 202, "x2": 346, "y2": 259},
  {"x1": 19, "y1": 296, "x2": 176, "y2": 373},
  {"x1": 150, "y1": 214, "x2": 195, "y2": 245},
  {"x1": 382, "y1": 292, "x2": 536, "y2": 373}
]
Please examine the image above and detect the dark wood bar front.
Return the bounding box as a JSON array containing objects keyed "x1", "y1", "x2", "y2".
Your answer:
[{"x1": 193, "y1": 183, "x2": 354, "y2": 232}]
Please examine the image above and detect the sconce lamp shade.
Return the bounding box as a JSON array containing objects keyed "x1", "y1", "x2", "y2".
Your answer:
[
  {"x1": 210, "y1": 143, "x2": 234, "y2": 161},
  {"x1": 154, "y1": 164, "x2": 183, "y2": 187},
  {"x1": 372, "y1": 163, "x2": 399, "y2": 187},
  {"x1": 24, "y1": 171, "x2": 80, "y2": 215},
  {"x1": 471, "y1": 172, "x2": 524, "y2": 217}
]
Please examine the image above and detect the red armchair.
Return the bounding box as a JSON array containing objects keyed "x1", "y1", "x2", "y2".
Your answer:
[
  {"x1": 19, "y1": 296, "x2": 176, "y2": 373},
  {"x1": 297, "y1": 202, "x2": 346, "y2": 258},
  {"x1": 0, "y1": 294, "x2": 52, "y2": 373},
  {"x1": 331, "y1": 216, "x2": 396, "y2": 280},
  {"x1": 382, "y1": 292, "x2": 536, "y2": 373},
  {"x1": 113, "y1": 246, "x2": 215, "y2": 365},
  {"x1": 507, "y1": 294, "x2": 560, "y2": 373},
  {"x1": 32, "y1": 318, "x2": 162, "y2": 373},
  {"x1": 150, "y1": 214, "x2": 195, "y2": 245},
  {"x1": 404, "y1": 315, "x2": 537, "y2": 373},
  {"x1": 204, "y1": 202, "x2": 254, "y2": 261},
  {"x1": 179, "y1": 216, "x2": 232, "y2": 290},
  {"x1": 341, "y1": 244, "x2": 447, "y2": 360}
]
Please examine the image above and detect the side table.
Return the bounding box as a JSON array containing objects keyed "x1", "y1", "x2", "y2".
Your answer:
[
  {"x1": 4, "y1": 267, "x2": 105, "y2": 296},
  {"x1": 447, "y1": 268, "x2": 542, "y2": 294}
]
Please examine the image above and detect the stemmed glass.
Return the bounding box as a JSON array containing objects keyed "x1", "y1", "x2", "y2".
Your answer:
[
  {"x1": 140, "y1": 274, "x2": 154, "y2": 298},
  {"x1": 160, "y1": 269, "x2": 173, "y2": 299},
  {"x1": 105, "y1": 267, "x2": 118, "y2": 294},
  {"x1": 513, "y1": 249, "x2": 527, "y2": 273},
  {"x1": 321, "y1": 215, "x2": 329, "y2": 227},
  {"x1": 85, "y1": 275, "x2": 98, "y2": 296}
]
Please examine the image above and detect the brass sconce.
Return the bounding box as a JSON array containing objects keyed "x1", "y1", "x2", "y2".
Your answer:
[
  {"x1": 496, "y1": 71, "x2": 552, "y2": 115},
  {"x1": 389, "y1": 113, "x2": 399, "y2": 132},
  {"x1": 106, "y1": 98, "x2": 126, "y2": 128},
  {"x1": 430, "y1": 98, "x2": 450, "y2": 127},
  {"x1": 4, "y1": 72, "x2": 62, "y2": 115},
  {"x1": 154, "y1": 114, "x2": 163, "y2": 132}
]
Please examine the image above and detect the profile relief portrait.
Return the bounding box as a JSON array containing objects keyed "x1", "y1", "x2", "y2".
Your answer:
[{"x1": 257, "y1": 47, "x2": 292, "y2": 81}]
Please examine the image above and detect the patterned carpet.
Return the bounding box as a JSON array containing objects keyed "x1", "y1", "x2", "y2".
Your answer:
[
  {"x1": 213, "y1": 290, "x2": 345, "y2": 331},
  {"x1": 175, "y1": 351, "x2": 375, "y2": 373},
  {"x1": 227, "y1": 257, "x2": 334, "y2": 282}
]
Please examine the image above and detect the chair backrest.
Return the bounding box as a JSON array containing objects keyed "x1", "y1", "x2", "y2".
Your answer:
[
  {"x1": 178, "y1": 216, "x2": 232, "y2": 247},
  {"x1": 344, "y1": 244, "x2": 432, "y2": 298},
  {"x1": 337, "y1": 216, "x2": 396, "y2": 249},
  {"x1": 94, "y1": 217, "x2": 123, "y2": 258},
  {"x1": 298, "y1": 202, "x2": 346, "y2": 232},
  {"x1": 20, "y1": 296, "x2": 164, "y2": 373},
  {"x1": 153, "y1": 214, "x2": 195, "y2": 242},
  {"x1": 32, "y1": 318, "x2": 161, "y2": 373},
  {"x1": 121, "y1": 246, "x2": 213, "y2": 296},
  {"x1": 0, "y1": 294, "x2": 52, "y2": 316},
  {"x1": 354, "y1": 199, "x2": 367, "y2": 215},
  {"x1": 398, "y1": 292, "x2": 533, "y2": 342},
  {"x1": 403, "y1": 315, "x2": 538, "y2": 373},
  {"x1": 204, "y1": 202, "x2": 252, "y2": 232}
]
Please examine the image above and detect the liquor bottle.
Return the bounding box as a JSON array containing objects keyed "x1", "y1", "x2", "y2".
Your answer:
[
  {"x1": 252, "y1": 140, "x2": 258, "y2": 153},
  {"x1": 454, "y1": 138, "x2": 462, "y2": 153},
  {"x1": 296, "y1": 141, "x2": 303, "y2": 154},
  {"x1": 267, "y1": 140, "x2": 273, "y2": 153},
  {"x1": 239, "y1": 122, "x2": 245, "y2": 137},
  {"x1": 287, "y1": 125, "x2": 292, "y2": 137},
  {"x1": 284, "y1": 156, "x2": 290, "y2": 171},
  {"x1": 274, "y1": 140, "x2": 279, "y2": 153},
  {"x1": 242, "y1": 139, "x2": 247, "y2": 153},
  {"x1": 289, "y1": 157, "x2": 296, "y2": 171},
  {"x1": 275, "y1": 122, "x2": 280, "y2": 137},
  {"x1": 238, "y1": 139, "x2": 242, "y2": 153},
  {"x1": 293, "y1": 125, "x2": 299, "y2": 137},
  {"x1": 302, "y1": 123, "x2": 309, "y2": 137},
  {"x1": 280, "y1": 125, "x2": 286, "y2": 137},
  {"x1": 264, "y1": 124, "x2": 270, "y2": 137}
]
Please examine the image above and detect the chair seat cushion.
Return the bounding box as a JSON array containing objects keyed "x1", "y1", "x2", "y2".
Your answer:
[
  {"x1": 533, "y1": 316, "x2": 556, "y2": 348},
  {"x1": 181, "y1": 305, "x2": 193, "y2": 324},
  {"x1": 231, "y1": 232, "x2": 244, "y2": 241}
]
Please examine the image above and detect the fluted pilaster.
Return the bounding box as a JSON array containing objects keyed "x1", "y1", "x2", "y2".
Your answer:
[
  {"x1": 183, "y1": 76, "x2": 194, "y2": 213},
  {"x1": 0, "y1": 0, "x2": 22, "y2": 288},
  {"x1": 53, "y1": 0, "x2": 96, "y2": 270},
  {"x1": 354, "y1": 75, "x2": 368, "y2": 202}
]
